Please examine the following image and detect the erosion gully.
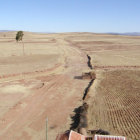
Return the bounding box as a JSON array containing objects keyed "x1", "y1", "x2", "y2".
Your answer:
[{"x1": 69, "y1": 54, "x2": 95, "y2": 135}]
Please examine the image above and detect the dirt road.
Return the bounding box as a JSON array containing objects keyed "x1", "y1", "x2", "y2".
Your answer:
[{"x1": 0, "y1": 35, "x2": 90, "y2": 140}]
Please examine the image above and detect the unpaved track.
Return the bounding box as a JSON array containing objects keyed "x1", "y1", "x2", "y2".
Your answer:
[{"x1": 0, "y1": 37, "x2": 89, "y2": 140}]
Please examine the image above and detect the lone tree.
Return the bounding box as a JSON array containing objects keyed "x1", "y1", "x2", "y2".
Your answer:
[{"x1": 16, "y1": 31, "x2": 25, "y2": 55}]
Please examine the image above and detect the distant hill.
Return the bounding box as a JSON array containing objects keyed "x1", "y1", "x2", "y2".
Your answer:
[
  {"x1": 0, "y1": 30, "x2": 16, "y2": 32},
  {"x1": 0, "y1": 30, "x2": 140, "y2": 36},
  {"x1": 107, "y1": 32, "x2": 140, "y2": 36}
]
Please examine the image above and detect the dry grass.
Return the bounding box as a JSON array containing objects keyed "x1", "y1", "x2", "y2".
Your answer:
[
  {"x1": 64, "y1": 33, "x2": 140, "y2": 140},
  {"x1": 87, "y1": 70, "x2": 140, "y2": 140},
  {"x1": 65, "y1": 33, "x2": 140, "y2": 67},
  {"x1": 0, "y1": 32, "x2": 140, "y2": 140},
  {"x1": 0, "y1": 32, "x2": 64, "y2": 75},
  {"x1": 0, "y1": 32, "x2": 90, "y2": 140}
]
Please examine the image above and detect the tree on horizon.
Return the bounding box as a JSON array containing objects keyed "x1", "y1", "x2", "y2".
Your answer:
[{"x1": 16, "y1": 31, "x2": 25, "y2": 55}]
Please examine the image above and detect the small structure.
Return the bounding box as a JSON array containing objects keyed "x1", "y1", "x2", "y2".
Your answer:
[
  {"x1": 67, "y1": 131, "x2": 126, "y2": 140},
  {"x1": 94, "y1": 135, "x2": 126, "y2": 140},
  {"x1": 68, "y1": 131, "x2": 85, "y2": 140},
  {"x1": 82, "y1": 71, "x2": 96, "y2": 80}
]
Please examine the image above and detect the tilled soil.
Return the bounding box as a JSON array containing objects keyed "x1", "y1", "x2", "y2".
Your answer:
[{"x1": 87, "y1": 70, "x2": 140, "y2": 140}]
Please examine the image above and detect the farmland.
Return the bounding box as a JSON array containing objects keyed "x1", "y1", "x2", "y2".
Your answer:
[
  {"x1": 87, "y1": 70, "x2": 140, "y2": 140},
  {"x1": 0, "y1": 32, "x2": 139, "y2": 140},
  {"x1": 65, "y1": 33, "x2": 140, "y2": 139}
]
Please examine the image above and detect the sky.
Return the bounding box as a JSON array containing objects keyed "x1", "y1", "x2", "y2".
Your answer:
[{"x1": 0, "y1": 0, "x2": 140, "y2": 33}]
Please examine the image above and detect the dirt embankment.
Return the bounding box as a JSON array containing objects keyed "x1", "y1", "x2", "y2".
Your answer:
[
  {"x1": 82, "y1": 79, "x2": 94, "y2": 100},
  {"x1": 87, "y1": 55, "x2": 93, "y2": 70},
  {"x1": 57, "y1": 33, "x2": 140, "y2": 139},
  {"x1": 69, "y1": 54, "x2": 96, "y2": 136}
]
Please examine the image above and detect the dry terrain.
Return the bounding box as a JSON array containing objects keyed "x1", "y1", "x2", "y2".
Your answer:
[
  {"x1": 65, "y1": 33, "x2": 140, "y2": 67},
  {"x1": 64, "y1": 33, "x2": 140, "y2": 140},
  {"x1": 0, "y1": 32, "x2": 140, "y2": 140},
  {"x1": 87, "y1": 70, "x2": 140, "y2": 140},
  {"x1": 0, "y1": 32, "x2": 90, "y2": 140}
]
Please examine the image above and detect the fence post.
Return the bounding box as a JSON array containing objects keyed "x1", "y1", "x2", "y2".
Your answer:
[{"x1": 46, "y1": 118, "x2": 48, "y2": 140}]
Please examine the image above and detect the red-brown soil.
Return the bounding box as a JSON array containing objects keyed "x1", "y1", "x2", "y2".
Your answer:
[{"x1": 0, "y1": 32, "x2": 90, "y2": 140}]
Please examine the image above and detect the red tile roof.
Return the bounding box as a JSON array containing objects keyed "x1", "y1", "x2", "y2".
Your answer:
[
  {"x1": 68, "y1": 130, "x2": 86, "y2": 140},
  {"x1": 94, "y1": 135, "x2": 126, "y2": 140},
  {"x1": 61, "y1": 130, "x2": 126, "y2": 140}
]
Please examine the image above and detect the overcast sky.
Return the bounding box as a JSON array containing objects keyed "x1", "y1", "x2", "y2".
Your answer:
[{"x1": 1, "y1": 0, "x2": 140, "y2": 32}]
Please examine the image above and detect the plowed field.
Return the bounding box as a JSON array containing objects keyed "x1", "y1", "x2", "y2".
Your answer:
[{"x1": 88, "y1": 70, "x2": 140, "y2": 140}]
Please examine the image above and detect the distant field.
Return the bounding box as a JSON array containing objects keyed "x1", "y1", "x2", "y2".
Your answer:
[
  {"x1": 88, "y1": 70, "x2": 140, "y2": 140},
  {"x1": 91, "y1": 50, "x2": 140, "y2": 66},
  {"x1": 0, "y1": 54, "x2": 60, "y2": 75},
  {"x1": 0, "y1": 32, "x2": 63, "y2": 75},
  {"x1": 65, "y1": 33, "x2": 140, "y2": 67}
]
